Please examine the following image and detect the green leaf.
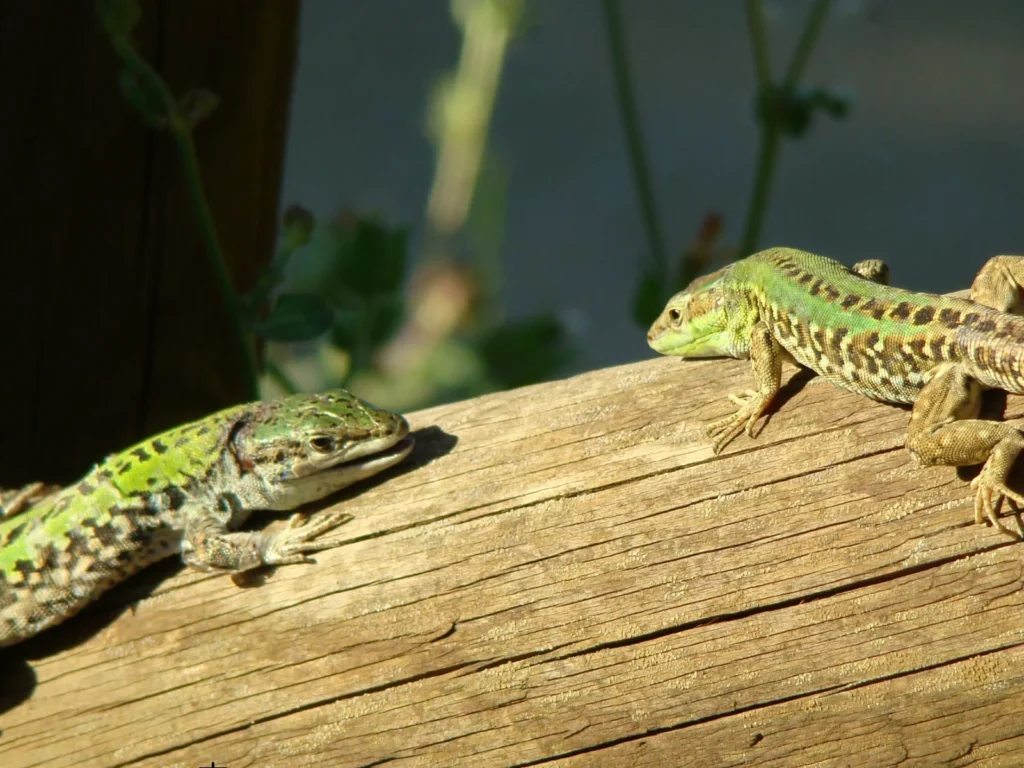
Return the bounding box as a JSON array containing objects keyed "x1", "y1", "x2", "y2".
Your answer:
[
  {"x1": 343, "y1": 219, "x2": 408, "y2": 295},
  {"x1": 96, "y1": 0, "x2": 141, "y2": 39},
  {"x1": 366, "y1": 296, "x2": 405, "y2": 347},
  {"x1": 248, "y1": 259, "x2": 288, "y2": 314},
  {"x1": 282, "y1": 205, "x2": 316, "y2": 251},
  {"x1": 177, "y1": 88, "x2": 220, "y2": 129},
  {"x1": 248, "y1": 206, "x2": 320, "y2": 313},
  {"x1": 757, "y1": 84, "x2": 852, "y2": 139},
  {"x1": 479, "y1": 314, "x2": 570, "y2": 390},
  {"x1": 807, "y1": 86, "x2": 853, "y2": 120},
  {"x1": 252, "y1": 293, "x2": 333, "y2": 342},
  {"x1": 288, "y1": 214, "x2": 409, "y2": 309},
  {"x1": 328, "y1": 298, "x2": 404, "y2": 370},
  {"x1": 330, "y1": 309, "x2": 364, "y2": 355}
]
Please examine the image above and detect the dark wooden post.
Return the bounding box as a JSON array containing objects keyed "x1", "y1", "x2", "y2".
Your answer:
[{"x1": 0, "y1": 0, "x2": 299, "y2": 483}]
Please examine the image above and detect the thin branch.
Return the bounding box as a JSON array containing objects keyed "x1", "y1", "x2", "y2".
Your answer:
[{"x1": 602, "y1": 0, "x2": 667, "y2": 272}]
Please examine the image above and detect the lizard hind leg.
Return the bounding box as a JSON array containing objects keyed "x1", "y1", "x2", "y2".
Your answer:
[
  {"x1": 970, "y1": 255, "x2": 1024, "y2": 313},
  {"x1": 966, "y1": 254, "x2": 1024, "y2": 535},
  {"x1": 850, "y1": 259, "x2": 890, "y2": 285},
  {"x1": 906, "y1": 363, "x2": 1024, "y2": 538}
]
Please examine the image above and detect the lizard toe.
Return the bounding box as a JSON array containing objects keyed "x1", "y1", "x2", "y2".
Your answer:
[{"x1": 970, "y1": 478, "x2": 1024, "y2": 539}]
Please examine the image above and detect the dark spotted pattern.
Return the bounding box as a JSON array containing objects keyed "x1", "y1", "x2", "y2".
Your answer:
[
  {"x1": 913, "y1": 306, "x2": 935, "y2": 325},
  {"x1": 734, "y1": 249, "x2": 1024, "y2": 403},
  {"x1": 891, "y1": 302, "x2": 912, "y2": 320},
  {"x1": 0, "y1": 388, "x2": 411, "y2": 646}
]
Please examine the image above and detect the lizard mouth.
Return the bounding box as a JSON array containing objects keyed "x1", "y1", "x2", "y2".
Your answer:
[{"x1": 328, "y1": 434, "x2": 415, "y2": 475}]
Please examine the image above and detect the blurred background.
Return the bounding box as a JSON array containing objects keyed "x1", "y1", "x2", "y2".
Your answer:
[
  {"x1": 3, "y1": 0, "x2": 1024, "y2": 482},
  {"x1": 285, "y1": 0, "x2": 1024, "y2": 374}
]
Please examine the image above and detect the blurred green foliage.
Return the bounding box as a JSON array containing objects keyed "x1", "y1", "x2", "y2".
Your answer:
[
  {"x1": 98, "y1": 0, "x2": 569, "y2": 413},
  {"x1": 626, "y1": 0, "x2": 850, "y2": 328},
  {"x1": 258, "y1": 209, "x2": 571, "y2": 411},
  {"x1": 97, "y1": 0, "x2": 260, "y2": 397},
  {"x1": 289, "y1": 215, "x2": 409, "y2": 367},
  {"x1": 98, "y1": 0, "x2": 853, "y2": 414}
]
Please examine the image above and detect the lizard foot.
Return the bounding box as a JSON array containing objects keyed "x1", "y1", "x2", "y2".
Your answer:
[
  {"x1": 261, "y1": 510, "x2": 356, "y2": 567},
  {"x1": 971, "y1": 471, "x2": 1024, "y2": 539},
  {"x1": 705, "y1": 390, "x2": 769, "y2": 454}
]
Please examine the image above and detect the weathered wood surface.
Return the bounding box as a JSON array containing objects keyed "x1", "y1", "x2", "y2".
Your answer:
[{"x1": 3, "y1": 354, "x2": 1024, "y2": 767}]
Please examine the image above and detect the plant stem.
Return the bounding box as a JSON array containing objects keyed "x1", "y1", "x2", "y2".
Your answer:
[
  {"x1": 602, "y1": 0, "x2": 667, "y2": 273},
  {"x1": 745, "y1": 0, "x2": 772, "y2": 87},
  {"x1": 106, "y1": 36, "x2": 260, "y2": 399},
  {"x1": 169, "y1": 122, "x2": 260, "y2": 399},
  {"x1": 783, "y1": 0, "x2": 833, "y2": 88},
  {"x1": 739, "y1": 124, "x2": 780, "y2": 258},
  {"x1": 739, "y1": 0, "x2": 833, "y2": 257},
  {"x1": 739, "y1": 0, "x2": 774, "y2": 257}
]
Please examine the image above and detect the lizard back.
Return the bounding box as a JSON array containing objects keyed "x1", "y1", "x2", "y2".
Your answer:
[
  {"x1": 731, "y1": 248, "x2": 1024, "y2": 402},
  {"x1": 0, "y1": 405, "x2": 246, "y2": 643}
]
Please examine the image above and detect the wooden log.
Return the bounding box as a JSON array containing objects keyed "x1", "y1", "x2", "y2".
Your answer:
[{"x1": 2, "y1": 352, "x2": 1024, "y2": 767}]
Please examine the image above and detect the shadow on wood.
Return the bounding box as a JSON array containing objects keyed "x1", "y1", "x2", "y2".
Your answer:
[{"x1": 2, "y1": 355, "x2": 1023, "y2": 766}]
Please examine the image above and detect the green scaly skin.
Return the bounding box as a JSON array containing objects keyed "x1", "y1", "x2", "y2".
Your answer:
[
  {"x1": 0, "y1": 389, "x2": 413, "y2": 647},
  {"x1": 647, "y1": 247, "x2": 1024, "y2": 539}
]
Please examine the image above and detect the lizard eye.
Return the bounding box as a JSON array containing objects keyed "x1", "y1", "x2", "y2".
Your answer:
[
  {"x1": 309, "y1": 436, "x2": 336, "y2": 453},
  {"x1": 668, "y1": 308, "x2": 682, "y2": 323}
]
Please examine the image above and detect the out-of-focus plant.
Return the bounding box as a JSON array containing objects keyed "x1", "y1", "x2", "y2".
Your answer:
[
  {"x1": 625, "y1": 0, "x2": 851, "y2": 327},
  {"x1": 262, "y1": 206, "x2": 571, "y2": 411},
  {"x1": 741, "y1": 0, "x2": 850, "y2": 257},
  {"x1": 96, "y1": 0, "x2": 261, "y2": 397},
  {"x1": 630, "y1": 212, "x2": 737, "y2": 329},
  {"x1": 264, "y1": 0, "x2": 571, "y2": 411},
  {"x1": 96, "y1": 0, "x2": 338, "y2": 400},
  {"x1": 98, "y1": 0, "x2": 569, "y2": 411}
]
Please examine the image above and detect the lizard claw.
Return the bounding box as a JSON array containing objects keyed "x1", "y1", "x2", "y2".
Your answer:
[
  {"x1": 970, "y1": 471, "x2": 1024, "y2": 539},
  {"x1": 263, "y1": 511, "x2": 355, "y2": 566},
  {"x1": 726, "y1": 389, "x2": 758, "y2": 407},
  {"x1": 705, "y1": 390, "x2": 769, "y2": 454}
]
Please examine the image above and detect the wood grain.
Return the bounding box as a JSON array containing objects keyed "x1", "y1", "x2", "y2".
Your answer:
[{"x1": 2, "y1": 354, "x2": 1023, "y2": 767}]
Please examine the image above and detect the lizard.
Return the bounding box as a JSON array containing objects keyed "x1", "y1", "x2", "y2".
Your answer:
[
  {"x1": 0, "y1": 389, "x2": 414, "y2": 647},
  {"x1": 646, "y1": 246, "x2": 1024, "y2": 539}
]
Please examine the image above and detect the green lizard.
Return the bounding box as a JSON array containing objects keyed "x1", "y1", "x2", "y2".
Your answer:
[
  {"x1": 647, "y1": 247, "x2": 1024, "y2": 538},
  {"x1": 0, "y1": 389, "x2": 413, "y2": 647}
]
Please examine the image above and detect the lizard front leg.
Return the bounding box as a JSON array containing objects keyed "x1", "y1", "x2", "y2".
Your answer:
[
  {"x1": 182, "y1": 507, "x2": 356, "y2": 574},
  {"x1": 706, "y1": 321, "x2": 782, "y2": 453},
  {"x1": 906, "y1": 363, "x2": 1024, "y2": 538}
]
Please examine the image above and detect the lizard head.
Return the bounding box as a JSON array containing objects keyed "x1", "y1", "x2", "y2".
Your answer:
[
  {"x1": 235, "y1": 390, "x2": 414, "y2": 508},
  {"x1": 647, "y1": 266, "x2": 737, "y2": 357}
]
